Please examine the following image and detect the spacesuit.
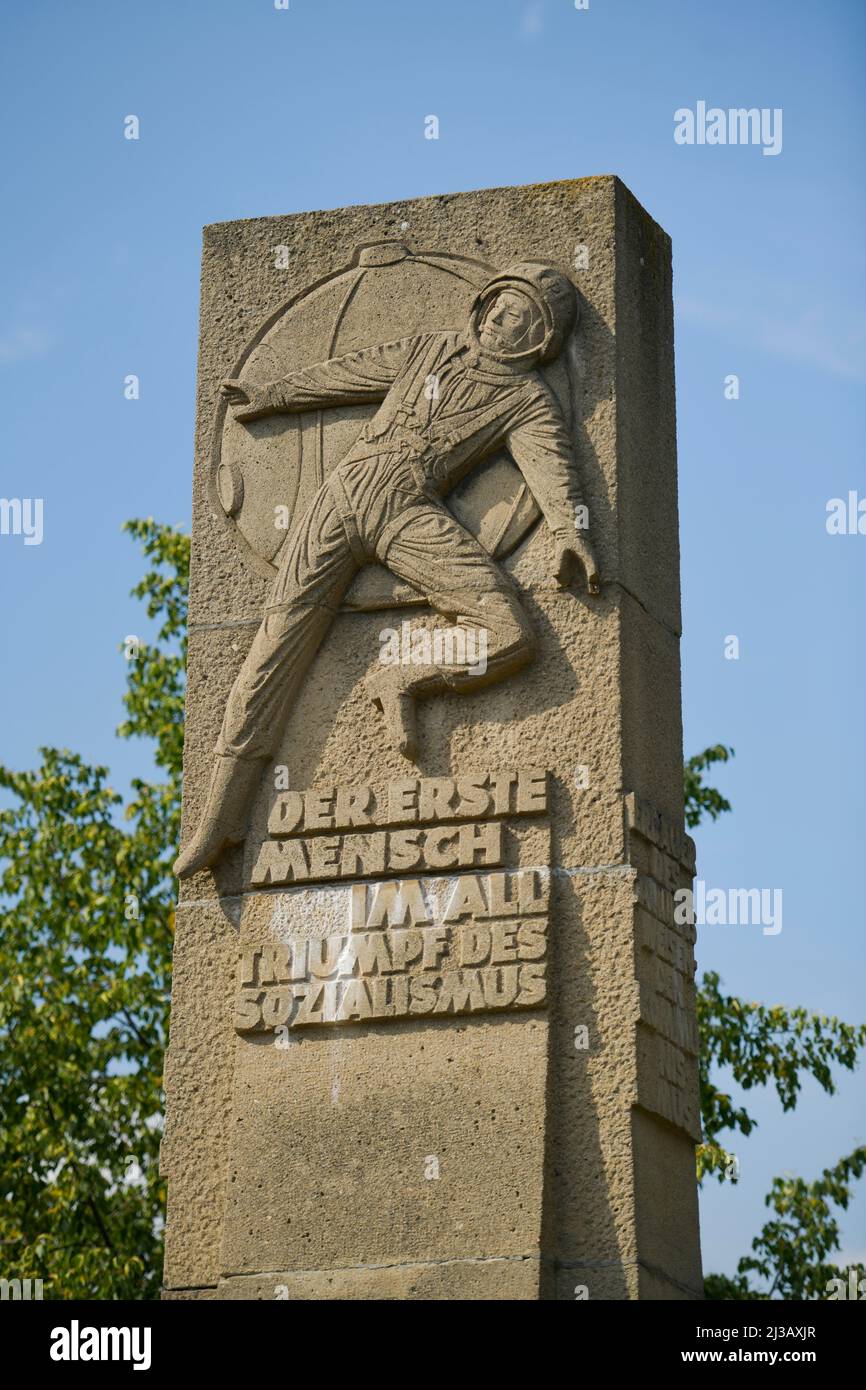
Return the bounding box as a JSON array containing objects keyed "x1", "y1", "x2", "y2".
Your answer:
[{"x1": 175, "y1": 262, "x2": 598, "y2": 877}]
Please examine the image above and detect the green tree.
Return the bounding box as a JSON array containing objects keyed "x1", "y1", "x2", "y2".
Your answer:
[
  {"x1": 0, "y1": 519, "x2": 186, "y2": 1299},
  {"x1": 686, "y1": 748, "x2": 866, "y2": 1299},
  {"x1": 0, "y1": 522, "x2": 862, "y2": 1299},
  {"x1": 684, "y1": 743, "x2": 734, "y2": 829}
]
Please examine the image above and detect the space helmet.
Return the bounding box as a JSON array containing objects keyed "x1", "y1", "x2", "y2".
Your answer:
[{"x1": 468, "y1": 262, "x2": 578, "y2": 366}]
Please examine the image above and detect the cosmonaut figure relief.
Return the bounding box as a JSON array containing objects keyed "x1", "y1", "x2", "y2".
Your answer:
[{"x1": 175, "y1": 259, "x2": 599, "y2": 878}]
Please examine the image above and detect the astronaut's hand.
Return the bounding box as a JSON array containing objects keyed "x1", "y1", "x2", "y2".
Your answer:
[
  {"x1": 553, "y1": 532, "x2": 600, "y2": 595},
  {"x1": 220, "y1": 379, "x2": 274, "y2": 423}
]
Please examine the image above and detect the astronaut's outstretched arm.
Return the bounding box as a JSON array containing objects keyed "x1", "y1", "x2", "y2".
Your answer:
[
  {"x1": 220, "y1": 337, "x2": 415, "y2": 421},
  {"x1": 507, "y1": 393, "x2": 600, "y2": 594}
]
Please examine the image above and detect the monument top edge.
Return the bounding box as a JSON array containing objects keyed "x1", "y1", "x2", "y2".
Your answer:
[{"x1": 200, "y1": 175, "x2": 653, "y2": 238}]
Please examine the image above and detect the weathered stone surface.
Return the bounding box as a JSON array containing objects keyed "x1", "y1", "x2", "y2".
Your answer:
[
  {"x1": 163, "y1": 177, "x2": 702, "y2": 1300},
  {"x1": 216, "y1": 1258, "x2": 541, "y2": 1301},
  {"x1": 160, "y1": 901, "x2": 240, "y2": 1289},
  {"x1": 220, "y1": 1010, "x2": 549, "y2": 1275}
]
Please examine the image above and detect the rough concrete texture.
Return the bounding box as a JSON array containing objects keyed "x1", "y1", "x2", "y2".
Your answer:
[
  {"x1": 164, "y1": 177, "x2": 702, "y2": 1299},
  {"x1": 215, "y1": 1258, "x2": 542, "y2": 1301},
  {"x1": 160, "y1": 900, "x2": 240, "y2": 1288}
]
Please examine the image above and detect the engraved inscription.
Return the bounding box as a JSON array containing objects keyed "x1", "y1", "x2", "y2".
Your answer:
[
  {"x1": 234, "y1": 868, "x2": 549, "y2": 1032},
  {"x1": 251, "y1": 768, "x2": 548, "y2": 888}
]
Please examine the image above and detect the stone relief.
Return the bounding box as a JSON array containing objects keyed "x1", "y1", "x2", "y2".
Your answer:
[{"x1": 175, "y1": 250, "x2": 599, "y2": 877}]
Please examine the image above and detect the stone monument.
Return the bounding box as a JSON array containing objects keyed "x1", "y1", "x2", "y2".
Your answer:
[{"x1": 161, "y1": 177, "x2": 703, "y2": 1300}]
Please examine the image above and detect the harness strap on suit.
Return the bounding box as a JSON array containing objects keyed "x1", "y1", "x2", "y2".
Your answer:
[{"x1": 327, "y1": 470, "x2": 369, "y2": 565}]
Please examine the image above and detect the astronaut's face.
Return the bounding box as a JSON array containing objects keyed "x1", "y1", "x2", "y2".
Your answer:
[{"x1": 478, "y1": 289, "x2": 540, "y2": 354}]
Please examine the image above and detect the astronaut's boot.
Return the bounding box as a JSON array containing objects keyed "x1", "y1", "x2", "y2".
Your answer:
[
  {"x1": 174, "y1": 753, "x2": 267, "y2": 878},
  {"x1": 365, "y1": 666, "x2": 420, "y2": 762}
]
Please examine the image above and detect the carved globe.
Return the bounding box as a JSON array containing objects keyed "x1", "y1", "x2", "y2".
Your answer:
[{"x1": 212, "y1": 242, "x2": 573, "y2": 610}]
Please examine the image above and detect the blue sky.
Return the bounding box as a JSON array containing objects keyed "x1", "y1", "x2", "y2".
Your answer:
[{"x1": 1, "y1": 0, "x2": 864, "y2": 1284}]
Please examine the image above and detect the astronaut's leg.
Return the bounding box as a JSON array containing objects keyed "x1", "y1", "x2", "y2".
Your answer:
[
  {"x1": 367, "y1": 503, "x2": 537, "y2": 759},
  {"x1": 175, "y1": 486, "x2": 359, "y2": 877}
]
